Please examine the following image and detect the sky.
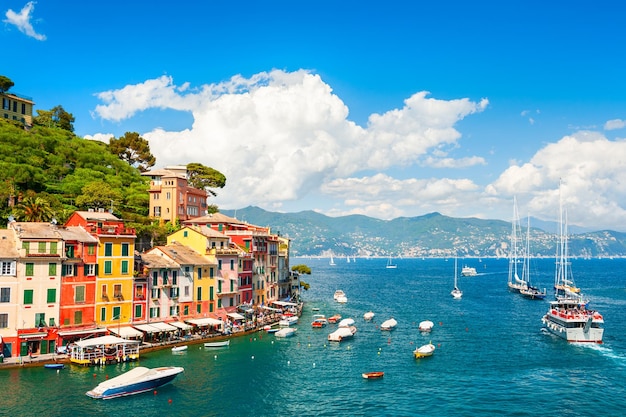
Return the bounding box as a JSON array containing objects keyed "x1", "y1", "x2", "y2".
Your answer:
[{"x1": 3, "y1": 1, "x2": 626, "y2": 231}]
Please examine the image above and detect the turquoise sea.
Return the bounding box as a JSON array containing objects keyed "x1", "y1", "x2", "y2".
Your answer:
[{"x1": 2, "y1": 257, "x2": 626, "y2": 417}]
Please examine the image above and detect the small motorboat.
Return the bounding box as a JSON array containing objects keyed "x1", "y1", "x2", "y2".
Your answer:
[
  {"x1": 171, "y1": 345, "x2": 188, "y2": 353},
  {"x1": 338, "y1": 318, "x2": 355, "y2": 328},
  {"x1": 311, "y1": 307, "x2": 320, "y2": 312},
  {"x1": 204, "y1": 340, "x2": 230, "y2": 348},
  {"x1": 328, "y1": 314, "x2": 342, "y2": 324},
  {"x1": 362, "y1": 371, "x2": 384, "y2": 379},
  {"x1": 380, "y1": 318, "x2": 398, "y2": 331},
  {"x1": 86, "y1": 366, "x2": 184, "y2": 399},
  {"x1": 414, "y1": 343, "x2": 435, "y2": 359},
  {"x1": 333, "y1": 290, "x2": 346, "y2": 301},
  {"x1": 336, "y1": 295, "x2": 348, "y2": 304},
  {"x1": 275, "y1": 328, "x2": 297, "y2": 338},
  {"x1": 418, "y1": 320, "x2": 434, "y2": 332},
  {"x1": 44, "y1": 363, "x2": 65, "y2": 370},
  {"x1": 363, "y1": 311, "x2": 375, "y2": 321},
  {"x1": 278, "y1": 316, "x2": 299, "y2": 327},
  {"x1": 328, "y1": 326, "x2": 357, "y2": 342},
  {"x1": 311, "y1": 315, "x2": 328, "y2": 328}
]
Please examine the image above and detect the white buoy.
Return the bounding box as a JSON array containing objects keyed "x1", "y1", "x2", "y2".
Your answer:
[
  {"x1": 251, "y1": 356, "x2": 255, "y2": 360},
  {"x1": 287, "y1": 360, "x2": 290, "y2": 365},
  {"x1": 214, "y1": 355, "x2": 217, "y2": 360},
  {"x1": 313, "y1": 363, "x2": 316, "y2": 368}
]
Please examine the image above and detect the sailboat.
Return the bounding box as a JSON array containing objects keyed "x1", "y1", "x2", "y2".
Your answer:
[
  {"x1": 385, "y1": 256, "x2": 397, "y2": 269},
  {"x1": 451, "y1": 257, "x2": 462, "y2": 299},
  {"x1": 507, "y1": 197, "x2": 528, "y2": 293},
  {"x1": 541, "y1": 182, "x2": 604, "y2": 343},
  {"x1": 329, "y1": 253, "x2": 336, "y2": 266},
  {"x1": 519, "y1": 215, "x2": 546, "y2": 300}
]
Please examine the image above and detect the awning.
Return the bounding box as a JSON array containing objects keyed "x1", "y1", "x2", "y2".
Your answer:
[
  {"x1": 187, "y1": 318, "x2": 223, "y2": 327},
  {"x1": 58, "y1": 327, "x2": 108, "y2": 337},
  {"x1": 227, "y1": 312, "x2": 245, "y2": 320},
  {"x1": 19, "y1": 332, "x2": 48, "y2": 339},
  {"x1": 133, "y1": 324, "x2": 161, "y2": 334},
  {"x1": 169, "y1": 321, "x2": 193, "y2": 330},
  {"x1": 149, "y1": 322, "x2": 178, "y2": 332},
  {"x1": 108, "y1": 326, "x2": 143, "y2": 338},
  {"x1": 260, "y1": 306, "x2": 281, "y2": 312},
  {"x1": 271, "y1": 301, "x2": 298, "y2": 307},
  {"x1": 75, "y1": 335, "x2": 139, "y2": 348}
]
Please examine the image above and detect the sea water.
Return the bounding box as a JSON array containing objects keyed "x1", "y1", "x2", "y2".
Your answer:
[{"x1": 2, "y1": 257, "x2": 626, "y2": 417}]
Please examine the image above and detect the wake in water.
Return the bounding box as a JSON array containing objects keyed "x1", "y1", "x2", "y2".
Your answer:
[{"x1": 571, "y1": 342, "x2": 626, "y2": 365}]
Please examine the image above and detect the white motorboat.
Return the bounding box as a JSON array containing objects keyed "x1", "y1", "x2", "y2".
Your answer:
[
  {"x1": 363, "y1": 311, "x2": 375, "y2": 321},
  {"x1": 414, "y1": 343, "x2": 435, "y2": 358},
  {"x1": 204, "y1": 340, "x2": 230, "y2": 348},
  {"x1": 328, "y1": 326, "x2": 357, "y2": 342},
  {"x1": 338, "y1": 318, "x2": 355, "y2": 327},
  {"x1": 278, "y1": 315, "x2": 299, "y2": 327},
  {"x1": 86, "y1": 366, "x2": 184, "y2": 399},
  {"x1": 336, "y1": 295, "x2": 348, "y2": 303},
  {"x1": 333, "y1": 290, "x2": 346, "y2": 301},
  {"x1": 418, "y1": 320, "x2": 434, "y2": 332},
  {"x1": 275, "y1": 328, "x2": 297, "y2": 338},
  {"x1": 171, "y1": 345, "x2": 188, "y2": 353},
  {"x1": 380, "y1": 318, "x2": 397, "y2": 331}
]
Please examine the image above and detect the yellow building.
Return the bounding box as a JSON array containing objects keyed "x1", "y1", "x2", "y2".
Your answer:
[
  {"x1": 66, "y1": 211, "x2": 136, "y2": 329},
  {"x1": 1, "y1": 91, "x2": 34, "y2": 128}
]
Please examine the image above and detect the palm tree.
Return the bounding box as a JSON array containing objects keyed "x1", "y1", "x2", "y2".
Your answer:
[{"x1": 13, "y1": 196, "x2": 55, "y2": 222}]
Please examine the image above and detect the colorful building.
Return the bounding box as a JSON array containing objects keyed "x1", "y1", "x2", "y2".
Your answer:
[
  {"x1": 0, "y1": 229, "x2": 20, "y2": 358},
  {"x1": 65, "y1": 211, "x2": 136, "y2": 332},
  {"x1": 1, "y1": 90, "x2": 34, "y2": 128}
]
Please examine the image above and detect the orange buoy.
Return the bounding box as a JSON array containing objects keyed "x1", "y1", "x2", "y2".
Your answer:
[
  {"x1": 154, "y1": 390, "x2": 158, "y2": 395},
  {"x1": 168, "y1": 399, "x2": 172, "y2": 404},
  {"x1": 93, "y1": 374, "x2": 96, "y2": 378}
]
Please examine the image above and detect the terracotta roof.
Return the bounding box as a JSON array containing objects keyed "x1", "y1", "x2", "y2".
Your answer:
[
  {"x1": 185, "y1": 212, "x2": 245, "y2": 225},
  {"x1": 154, "y1": 242, "x2": 215, "y2": 266},
  {"x1": 55, "y1": 226, "x2": 98, "y2": 243},
  {"x1": 10, "y1": 222, "x2": 62, "y2": 239},
  {"x1": 141, "y1": 251, "x2": 180, "y2": 269}
]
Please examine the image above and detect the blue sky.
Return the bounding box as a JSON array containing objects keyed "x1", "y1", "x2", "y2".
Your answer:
[{"x1": 3, "y1": 1, "x2": 626, "y2": 230}]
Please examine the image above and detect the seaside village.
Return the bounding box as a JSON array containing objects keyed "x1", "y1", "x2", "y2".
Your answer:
[{"x1": 0, "y1": 165, "x2": 302, "y2": 366}]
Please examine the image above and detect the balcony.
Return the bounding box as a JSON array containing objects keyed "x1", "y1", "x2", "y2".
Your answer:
[
  {"x1": 113, "y1": 293, "x2": 124, "y2": 301},
  {"x1": 101, "y1": 294, "x2": 109, "y2": 302}
]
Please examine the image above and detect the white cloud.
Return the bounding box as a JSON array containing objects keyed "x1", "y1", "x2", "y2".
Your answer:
[
  {"x1": 488, "y1": 131, "x2": 626, "y2": 229},
  {"x1": 92, "y1": 70, "x2": 487, "y2": 216},
  {"x1": 604, "y1": 118, "x2": 626, "y2": 130},
  {"x1": 4, "y1": 1, "x2": 46, "y2": 41},
  {"x1": 83, "y1": 133, "x2": 114, "y2": 143}
]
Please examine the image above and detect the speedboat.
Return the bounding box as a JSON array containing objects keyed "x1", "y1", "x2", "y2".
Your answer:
[
  {"x1": 333, "y1": 290, "x2": 346, "y2": 301},
  {"x1": 418, "y1": 320, "x2": 434, "y2": 332},
  {"x1": 204, "y1": 340, "x2": 230, "y2": 348},
  {"x1": 171, "y1": 345, "x2": 188, "y2": 353},
  {"x1": 363, "y1": 311, "x2": 375, "y2": 321},
  {"x1": 86, "y1": 366, "x2": 184, "y2": 399},
  {"x1": 275, "y1": 328, "x2": 297, "y2": 338},
  {"x1": 414, "y1": 343, "x2": 435, "y2": 359},
  {"x1": 380, "y1": 318, "x2": 397, "y2": 331},
  {"x1": 328, "y1": 326, "x2": 357, "y2": 342},
  {"x1": 279, "y1": 316, "x2": 299, "y2": 327},
  {"x1": 311, "y1": 315, "x2": 328, "y2": 328},
  {"x1": 328, "y1": 314, "x2": 342, "y2": 324}
]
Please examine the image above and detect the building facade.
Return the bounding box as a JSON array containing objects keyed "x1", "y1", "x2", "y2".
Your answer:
[{"x1": 1, "y1": 91, "x2": 34, "y2": 128}]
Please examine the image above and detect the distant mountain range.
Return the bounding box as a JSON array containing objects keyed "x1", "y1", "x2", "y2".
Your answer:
[{"x1": 221, "y1": 206, "x2": 626, "y2": 258}]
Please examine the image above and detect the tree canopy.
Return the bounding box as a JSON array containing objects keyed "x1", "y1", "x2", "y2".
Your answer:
[
  {"x1": 187, "y1": 162, "x2": 226, "y2": 197},
  {"x1": 33, "y1": 105, "x2": 75, "y2": 132},
  {"x1": 0, "y1": 76, "x2": 14, "y2": 94},
  {"x1": 109, "y1": 132, "x2": 156, "y2": 172}
]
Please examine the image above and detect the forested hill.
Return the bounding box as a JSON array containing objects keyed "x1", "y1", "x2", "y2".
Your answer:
[
  {"x1": 0, "y1": 120, "x2": 149, "y2": 229},
  {"x1": 221, "y1": 206, "x2": 626, "y2": 258}
]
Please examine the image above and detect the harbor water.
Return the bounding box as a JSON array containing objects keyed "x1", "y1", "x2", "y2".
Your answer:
[{"x1": 2, "y1": 257, "x2": 626, "y2": 416}]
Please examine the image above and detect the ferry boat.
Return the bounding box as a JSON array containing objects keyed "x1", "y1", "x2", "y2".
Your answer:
[
  {"x1": 86, "y1": 366, "x2": 184, "y2": 399},
  {"x1": 461, "y1": 265, "x2": 477, "y2": 277}
]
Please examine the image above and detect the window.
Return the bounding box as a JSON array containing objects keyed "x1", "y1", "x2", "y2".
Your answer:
[
  {"x1": 47, "y1": 289, "x2": 56, "y2": 303},
  {"x1": 152, "y1": 272, "x2": 158, "y2": 286},
  {"x1": 65, "y1": 245, "x2": 74, "y2": 258},
  {"x1": 150, "y1": 307, "x2": 160, "y2": 318},
  {"x1": 0, "y1": 313, "x2": 8, "y2": 328},
  {"x1": 151, "y1": 288, "x2": 160, "y2": 299},
  {"x1": 87, "y1": 245, "x2": 95, "y2": 256},
  {"x1": 1, "y1": 261, "x2": 16, "y2": 275},
  {"x1": 135, "y1": 304, "x2": 142, "y2": 319},
  {"x1": 183, "y1": 231, "x2": 188, "y2": 238},
  {"x1": 210, "y1": 267, "x2": 214, "y2": 278},
  {"x1": 24, "y1": 289, "x2": 33, "y2": 305},
  {"x1": 196, "y1": 304, "x2": 201, "y2": 314},
  {"x1": 0, "y1": 288, "x2": 10, "y2": 302},
  {"x1": 210, "y1": 286, "x2": 214, "y2": 301},
  {"x1": 121, "y1": 243, "x2": 129, "y2": 257},
  {"x1": 49, "y1": 317, "x2": 56, "y2": 326},
  {"x1": 197, "y1": 287, "x2": 202, "y2": 301},
  {"x1": 218, "y1": 260, "x2": 222, "y2": 270},
  {"x1": 25, "y1": 263, "x2": 34, "y2": 276},
  {"x1": 166, "y1": 192, "x2": 171, "y2": 200},
  {"x1": 153, "y1": 206, "x2": 161, "y2": 217},
  {"x1": 197, "y1": 268, "x2": 202, "y2": 279},
  {"x1": 230, "y1": 259, "x2": 235, "y2": 270},
  {"x1": 22, "y1": 241, "x2": 30, "y2": 254},
  {"x1": 85, "y1": 264, "x2": 96, "y2": 276},
  {"x1": 112, "y1": 306, "x2": 121, "y2": 321},
  {"x1": 35, "y1": 313, "x2": 45, "y2": 327},
  {"x1": 62, "y1": 264, "x2": 74, "y2": 276},
  {"x1": 104, "y1": 243, "x2": 113, "y2": 257},
  {"x1": 162, "y1": 270, "x2": 168, "y2": 285},
  {"x1": 121, "y1": 260, "x2": 129, "y2": 274},
  {"x1": 100, "y1": 307, "x2": 106, "y2": 322},
  {"x1": 104, "y1": 261, "x2": 112, "y2": 274},
  {"x1": 135, "y1": 285, "x2": 144, "y2": 299},
  {"x1": 74, "y1": 310, "x2": 82, "y2": 325},
  {"x1": 50, "y1": 242, "x2": 58, "y2": 255},
  {"x1": 49, "y1": 263, "x2": 57, "y2": 276},
  {"x1": 113, "y1": 284, "x2": 122, "y2": 299},
  {"x1": 75, "y1": 285, "x2": 85, "y2": 303},
  {"x1": 38, "y1": 242, "x2": 46, "y2": 254},
  {"x1": 183, "y1": 305, "x2": 189, "y2": 315},
  {"x1": 172, "y1": 271, "x2": 178, "y2": 285},
  {"x1": 184, "y1": 286, "x2": 189, "y2": 297}
]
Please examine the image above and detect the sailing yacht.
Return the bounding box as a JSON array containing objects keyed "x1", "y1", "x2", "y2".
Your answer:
[
  {"x1": 542, "y1": 185, "x2": 604, "y2": 343},
  {"x1": 451, "y1": 257, "x2": 463, "y2": 299},
  {"x1": 386, "y1": 256, "x2": 397, "y2": 269},
  {"x1": 507, "y1": 197, "x2": 528, "y2": 293},
  {"x1": 329, "y1": 254, "x2": 336, "y2": 266},
  {"x1": 519, "y1": 215, "x2": 546, "y2": 300}
]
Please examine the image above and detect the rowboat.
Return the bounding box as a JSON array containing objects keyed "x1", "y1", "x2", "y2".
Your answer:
[
  {"x1": 44, "y1": 363, "x2": 65, "y2": 370},
  {"x1": 362, "y1": 371, "x2": 384, "y2": 379},
  {"x1": 380, "y1": 318, "x2": 397, "y2": 331},
  {"x1": 171, "y1": 345, "x2": 188, "y2": 353},
  {"x1": 413, "y1": 343, "x2": 435, "y2": 358},
  {"x1": 418, "y1": 320, "x2": 434, "y2": 332},
  {"x1": 204, "y1": 340, "x2": 230, "y2": 348}
]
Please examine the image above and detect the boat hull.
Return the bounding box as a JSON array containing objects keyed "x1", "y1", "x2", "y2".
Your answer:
[
  {"x1": 86, "y1": 367, "x2": 184, "y2": 400},
  {"x1": 542, "y1": 314, "x2": 604, "y2": 343},
  {"x1": 362, "y1": 372, "x2": 384, "y2": 379},
  {"x1": 204, "y1": 341, "x2": 230, "y2": 348}
]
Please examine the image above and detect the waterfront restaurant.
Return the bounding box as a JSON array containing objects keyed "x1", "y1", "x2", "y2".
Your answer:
[{"x1": 69, "y1": 335, "x2": 140, "y2": 366}]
